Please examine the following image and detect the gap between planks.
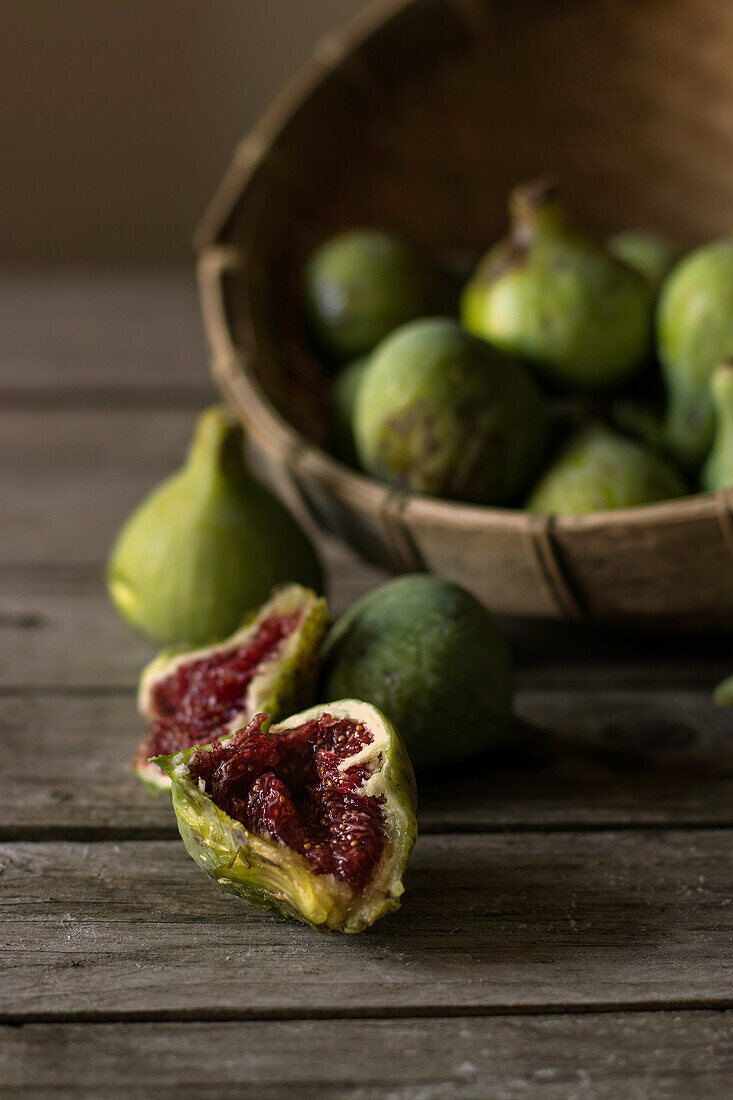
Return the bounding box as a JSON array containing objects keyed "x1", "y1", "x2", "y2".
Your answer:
[
  {"x1": 3, "y1": 1000, "x2": 733, "y2": 1028},
  {"x1": 4, "y1": 819, "x2": 733, "y2": 844}
]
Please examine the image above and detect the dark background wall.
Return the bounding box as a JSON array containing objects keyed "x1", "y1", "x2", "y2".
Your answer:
[{"x1": 2, "y1": 0, "x2": 371, "y2": 265}]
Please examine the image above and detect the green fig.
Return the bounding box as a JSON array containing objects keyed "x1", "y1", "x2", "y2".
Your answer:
[
  {"x1": 610, "y1": 397, "x2": 668, "y2": 454},
  {"x1": 701, "y1": 361, "x2": 733, "y2": 492},
  {"x1": 713, "y1": 675, "x2": 733, "y2": 707},
  {"x1": 320, "y1": 574, "x2": 514, "y2": 771},
  {"x1": 327, "y1": 355, "x2": 368, "y2": 466},
  {"x1": 304, "y1": 229, "x2": 435, "y2": 362},
  {"x1": 155, "y1": 700, "x2": 417, "y2": 933},
  {"x1": 353, "y1": 317, "x2": 547, "y2": 504},
  {"x1": 107, "y1": 406, "x2": 323, "y2": 646},
  {"x1": 657, "y1": 239, "x2": 733, "y2": 469},
  {"x1": 607, "y1": 231, "x2": 681, "y2": 293},
  {"x1": 461, "y1": 178, "x2": 653, "y2": 389},
  {"x1": 527, "y1": 425, "x2": 686, "y2": 514},
  {"x1": 135, "y1": 583, "x2": 329, "y2": 790}
]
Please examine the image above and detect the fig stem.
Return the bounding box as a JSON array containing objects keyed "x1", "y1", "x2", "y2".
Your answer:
[
  {"x1": 187, "y1": 405, "x2": 249, "y2": 490},
  {"x1": 509, "y1": 176, "x2": 566, "y2": 244}
]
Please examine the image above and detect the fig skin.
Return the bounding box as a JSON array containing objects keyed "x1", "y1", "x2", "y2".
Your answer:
[
  {"x1": 461, "y1": 179, "x2": 654, "y2": 389},
  {"x1": 154, "y1": 699, "x2": 418, "y2": 934},
  {"x1": 327, "y1": 355, "x2": 369, "y2": 466},
  {"x1": 526, "y1": 425, "x2": 686, "y2": 515},
  {"x1": 353, "y1": 317, "x2": 548, "y2": 505},
  {"x1": 701, "y1": 361, "x2": 733, "y2": 492},
  {"x1": 320, "y1": 574, "x2": 514, "y2": 772},
  {"x1": 657, "y1": 239, "x2": 733, "y2": 470},
  {"x1": 713, "y1": 675, "x2": 733, "y2": 707},
  {"x1": 607, "y1": 231, "x2": 681, "y2": 294},
  {"x1": 609, "y1": 398, "x2": 668, "y2": 455},
  {"x1": 304, "y1": 229, "x2": 435, "y2": 362},
  {"x1": 107, "y1": 406, "x2": 323, "y2": 647}
]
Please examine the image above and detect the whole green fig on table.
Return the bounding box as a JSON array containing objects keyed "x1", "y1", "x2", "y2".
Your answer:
[
  {"x1": 461, "y1": 179, "x2": 654, "y2": 389},
  {"x1": 320, "y1": 574, "x2": 514, "y2": 771},
  {"x1": 657, "y1": 239, "x2": 733, "y2": 469},
  {"x1": 327, "y1": 355, "x2": 368, "y2": 466},
  {"x1": 155, "y1": 699, "x2": 417, "y2": 933},
  {"x1": 607, "y1": 231, "x2": 681, "y2": 294},
  {"x1": 526, "y1": 425, "x2": 686, "y2": 514},
  {"x1": 701, "y1": 361, "x2": 733, "y2": 492},
  {"x1": 107, "y1": 406, "x2": 323, "y2": 647},
  {"x1": 304, "y1": 229, "x2": 435, "y2": 362},
  {"x1": 353, "y1": 317, "x2": 547, "y2": 504}
]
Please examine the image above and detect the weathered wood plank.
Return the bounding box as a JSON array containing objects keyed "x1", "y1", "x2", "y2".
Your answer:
[
  {"x1": 0, "y1": 271, "x2": 210, "y2": 396},
  {"x1": 2, "y1": 409, "x2": 203, "y2": 564},
  {"x1": 2, "y1": 831, "x2": 732, "y2": 1019},
  {"x1": 2, "y1": 1012, "x2": 732, "y2": 1098},
  {"x1": 0, "y1": 550, "x2": 386, "y2": 689},
  {"x1": 0, "y1": 563, "x2": 727, "y2": 691},
  {"x1": 3, "y1": 690, "x2": 733, "y2": 840}
]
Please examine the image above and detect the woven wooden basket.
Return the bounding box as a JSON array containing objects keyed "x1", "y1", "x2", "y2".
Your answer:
[{"x1": 196, "y1": 0, "x2": 733, "y2": 629}]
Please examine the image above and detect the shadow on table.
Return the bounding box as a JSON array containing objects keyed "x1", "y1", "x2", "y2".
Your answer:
[
  {"x1": 416, "y1": 709, "x2": 733, "y2": 831},
  {"x1": 358, "y1": 829, "x2": 684, "y2": 969}
]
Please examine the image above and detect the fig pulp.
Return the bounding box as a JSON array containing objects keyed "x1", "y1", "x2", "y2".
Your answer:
[
  {"x1": 155, "y1": 700, "x2": 418, "y2": 933},
  {"x1": 136, "y1": 584, "x2": 328, "y2": 789}
]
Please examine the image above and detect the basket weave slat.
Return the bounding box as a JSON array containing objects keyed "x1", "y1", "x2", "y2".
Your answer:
[{"x1": 198, "y1": 0, "x2": 733, "y2": 628}]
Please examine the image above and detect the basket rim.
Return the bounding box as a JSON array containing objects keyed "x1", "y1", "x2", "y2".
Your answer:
[{"x1": 195, "y1": 0, "x2": 727, "y2": 537}]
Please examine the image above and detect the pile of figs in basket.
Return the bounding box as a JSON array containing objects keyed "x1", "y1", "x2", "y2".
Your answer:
[{"x1": 309, "y1": 177, "x2": 733, "y2": 512}]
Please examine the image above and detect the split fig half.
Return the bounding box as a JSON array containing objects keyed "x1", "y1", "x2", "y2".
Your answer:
[
  {"x1": 135, "y1": 584, "x2": 328, "y2": 790},
  {"x1": 154, "y1": 700, "x2": 418, "y2": 933}
]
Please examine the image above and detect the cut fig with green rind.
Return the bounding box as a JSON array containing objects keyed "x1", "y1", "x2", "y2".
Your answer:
[
  {"x1": 135, "y1": 584, "x2": 329, "y2": 791},
  {"x1": 154, "y1": 700, "x2": 417, "y2": 933}
]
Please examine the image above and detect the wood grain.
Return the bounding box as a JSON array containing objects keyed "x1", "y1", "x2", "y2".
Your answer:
[
  {"x1": 0, "y1": 271, "x2": 210, "y2": 398},
  {"x1": 3, "y1": 1012, "x2": 733, "y2": 1098},
  {"x1": 1, "y1": 561, "x2": 728, "y2": 691},
  {"x1": 2, "y1": 408, "x2": 201, "y2": 564},
  {"x1": 0, "y1": 548, "x2": 386, "y2": 689},
  {"x1": 2, "y1": 831, "x2": 732, "y2": 1020}
]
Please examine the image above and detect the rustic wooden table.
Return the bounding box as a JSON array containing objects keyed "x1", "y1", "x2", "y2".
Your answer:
[{"x1": 2, "y1": 271, "x2": 733, "y2": 1097}]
